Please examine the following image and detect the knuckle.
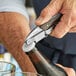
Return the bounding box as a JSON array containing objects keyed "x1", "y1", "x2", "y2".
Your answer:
[
  {"x1": 40, "y1": 6, "x2": 51, "y2": 17},
  {"x1": 40, "y1": 8, "x2": 48, "y2": 17}
]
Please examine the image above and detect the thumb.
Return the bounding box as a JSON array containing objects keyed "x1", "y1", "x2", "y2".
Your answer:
[{"x1": 35, "y1": 0, "x2": 64, "y2": 25}]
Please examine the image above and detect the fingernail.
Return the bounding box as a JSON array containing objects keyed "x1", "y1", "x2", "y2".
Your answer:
[
  {"x1": 36, "y1": 17, "x2": 43, "y2": 24},
  {"x1": 51, "y1": 31, "x2": 55, "y2": 37},
  {"x1": 51, "y1": 31, "x2": 58, "y2": 38}
]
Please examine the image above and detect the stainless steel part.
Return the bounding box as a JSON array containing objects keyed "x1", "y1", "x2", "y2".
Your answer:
[{"x1": 23, "y1": 13, "x2": 62, "y2": 52}]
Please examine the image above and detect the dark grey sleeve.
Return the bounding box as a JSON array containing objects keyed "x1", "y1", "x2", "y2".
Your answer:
[{"x1": 32, "y1": 0, "x2": 50, "y2": 17}]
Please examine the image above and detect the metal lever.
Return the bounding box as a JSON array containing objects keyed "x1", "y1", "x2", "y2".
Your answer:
[{"x1": 40, "y1": 13, "x2": 62, "y2": 30}]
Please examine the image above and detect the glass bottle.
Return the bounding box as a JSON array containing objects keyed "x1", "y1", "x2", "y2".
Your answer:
[{"x1": 27, "y1": 47, "x2": 68, "y2": 76}]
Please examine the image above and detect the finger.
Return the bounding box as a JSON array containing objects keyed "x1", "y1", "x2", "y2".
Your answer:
[
  {"x1": 56, "y1": 64, "x2": 76, "y2": 76},
  {"x1": 51, "y1": 13, "x2": 73, "y2": 38},
  {"x1": 56, "y1": 64, "x2": 65, "y2": 69},
  {"x1": 35, "y1": 0, "x2": 64, "y2": 26}
]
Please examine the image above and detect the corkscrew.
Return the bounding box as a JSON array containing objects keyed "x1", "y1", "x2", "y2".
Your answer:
[
  {"x1": 22, "y1": 13, "x2": 68, "y2": 76},
  {"x1": 22, "y1": 13, "x2": 62, "y2": 52}
]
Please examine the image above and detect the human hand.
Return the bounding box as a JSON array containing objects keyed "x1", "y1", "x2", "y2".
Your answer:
[
  {"x1": 36, "y1": 0, "x2": 76, "y2": 38},
  {"x1": 56, "y1": 64, "x2": 76, "y2": 76}
]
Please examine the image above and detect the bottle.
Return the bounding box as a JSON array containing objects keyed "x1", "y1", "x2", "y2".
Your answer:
[{"x1": 26, "y1": 47, "x2": 68, "y2": 76}]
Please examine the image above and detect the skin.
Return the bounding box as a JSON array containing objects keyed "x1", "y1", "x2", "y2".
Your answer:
[
  {"x1": 36, "y1": 0, "x2": 76, "y2": 38},
  {"x1": 36, "y1": 0, "x2": 76, "y2": 75},
  {"x1": 56, "y1": 64, "x2": 76, "y2": 76},
  {"x1": 0, "y1": 12, "x2": 37, "y2": 72}
]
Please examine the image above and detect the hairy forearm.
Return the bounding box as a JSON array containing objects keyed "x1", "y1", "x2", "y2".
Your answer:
[{"x1": 0, "y1": 12, "x2": 36, "y2": 72}]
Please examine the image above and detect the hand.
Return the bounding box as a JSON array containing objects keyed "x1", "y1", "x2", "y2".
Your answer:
[
  {"x1": 56, "y1": 64, "x2": 76, "y2": 76},
  {"x1": 36, "y1": 0, "x2": 76, "y2": 38}
]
